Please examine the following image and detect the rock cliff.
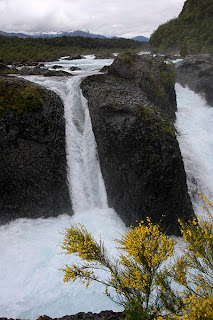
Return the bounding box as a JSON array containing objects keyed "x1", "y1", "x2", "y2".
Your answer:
[
  {"x1": 176, "y1": 54, "x2": 213, "y2": 107},
  {"x1": 81, "y1": 53, "x2": 193, "y2": 235},
  {"x1": 0, "y1": 76, "x2": 72, "y2": 224}
]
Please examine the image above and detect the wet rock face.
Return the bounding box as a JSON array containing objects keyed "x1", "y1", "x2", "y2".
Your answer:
[
  {"x1": 81, "y1": 54, "x2": 193, "y2": 236},
  {"x1": 109, "y1": 53, "x2": 177, "y2": 120},
  {"x1": 0, "y1": 76, "x2": 72, "y2": 224},
  {"x1": 176, "y1": 54, "x2": 213, "y2": 107}
]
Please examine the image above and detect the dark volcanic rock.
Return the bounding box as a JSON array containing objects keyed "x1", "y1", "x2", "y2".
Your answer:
[
  {"x1": 64, "y1": 55, "x2": 84, "y2": 61},
  {"x1": 81, "y1": 53, "x2": 193, "y2": 235},
  {"x1": 0, "y1": 76, "x2": 72, "y2": 224},
  {"x1": 43, "y1": 70, "x2": 72, "y2": 77},
  {"x1": 70, "y1": 66, "x2": 81, "y2": 71},
  {"x1": 16, "y1": 66, "x2": 72, "y2": 77},
  {"x1": 176, "y1": 54, "x2": 213, "y2": 106},
  {"x1": 109, "y1": 53, "x2": 177, "y2": 120},
  {"x1": 52, "y1": 65, "x2": 63, "y2": 69},
  {"x1": 100, "y1": 65, "x2": 109, "y2": 73}
]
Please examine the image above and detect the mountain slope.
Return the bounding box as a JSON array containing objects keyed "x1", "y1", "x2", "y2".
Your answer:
[{"x1": 150, "y1": 0, "x2": 213, "y2": 54}]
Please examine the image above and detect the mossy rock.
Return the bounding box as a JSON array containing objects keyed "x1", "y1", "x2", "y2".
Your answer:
[
  {"x1": 118, "y1": 52, "x2": 133, "y2": 64},
  {"x1": 0, "y1": 77, "x2": 45, "y2": 115},
  {"x1": 137, "y1": 104, "x2": 176, "y2": 138}
]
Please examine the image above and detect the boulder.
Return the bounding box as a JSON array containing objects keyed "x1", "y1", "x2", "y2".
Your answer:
[
  {"x1": 99, "y1": 65, "x2": 109, "y2": 73},
  {"x1": 70, "y1": 66, "x2": 81, "y2": 71},
  {"x1": 14, "y1": 66, "x2": 72, "y2": 77},
  {"x1": 176, "y1": 54, "x2": 213, "y2": 106},
  {"x1": 81, "y1": 53, "x2": 193, "y2": 235},
  {"x1": 0, "y1": 76, "x2": 72, "y2": 224},
  {"x1": 52, "y1": 65, "x2": 63, "y2": 69},
  {"x1": 64, "y1": 55, "x2": 84, "y2": 60}
]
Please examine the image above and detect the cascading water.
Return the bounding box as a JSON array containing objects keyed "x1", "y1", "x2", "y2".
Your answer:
[
  {"x1": 0, "y1": 56, "x2": 126, "y2": 319},
  {"x1": 1, "y1": 56, "x2": 213, "y2": 319},
  {"x1": 175, "y1": 83, "x2": 213, "y2": 215},
  {"x1": 64, "y1": 76, "x2": 108, "y2": 211}
]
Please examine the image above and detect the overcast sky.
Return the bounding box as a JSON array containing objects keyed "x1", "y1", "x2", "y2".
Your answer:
[{"x1": 0, "y1": 0, "x2": 185, "y2": 37}]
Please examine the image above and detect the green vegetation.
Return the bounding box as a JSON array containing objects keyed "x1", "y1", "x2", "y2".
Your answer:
[
  {"x1": 150, "y1": 0, "x2": 213, "y2": 54},
  {"x1": 0, "y1": 35, "x2": 148, "y2": 63},
  {"x1": 0, "y1": 78, "x2": 44, "y2": 114},
  {"x1": 139, "y1": 105, "x2": 175, "y2": 138},
  {"x1": 119, "y1": 52, "x2": 133, "y2": 64},
  {"x1": 60, "y1": 193, "x2": 213, "y2": 319}
]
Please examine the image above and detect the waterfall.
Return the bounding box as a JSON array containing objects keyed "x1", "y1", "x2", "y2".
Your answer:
[
  {"x1": 63, "y1": 76, "x2": 108, "y2": 212},
  {"x1": 0, "y1": 57, "x2": 126, "y2": 319},
  {"x1": 1, "y1": 56, "x2": 213, "y2": 319},
  {"x1": 28, "y1": 74, "x2": 108, "y2": 212}
]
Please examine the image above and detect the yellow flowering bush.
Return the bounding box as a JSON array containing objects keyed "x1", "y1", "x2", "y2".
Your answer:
[
  {"x1": 158, "y1": 192, "x2": 213, "y2": 319},
  {"x1": 60, "y1": 194, "x2": 213, "y2": 319},
  {"x1": 61, "y1": 219, "x2": 175, "y2": 319}
]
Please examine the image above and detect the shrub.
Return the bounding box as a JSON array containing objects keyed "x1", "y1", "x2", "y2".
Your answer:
[
  {"x1": 60, "y1": 193, "x2": 213, "y2": 319},
  {"x1": 158, "y1": 192, "x2": 213, "y2": 319},
  {"x1": 60, "y1": 218, "x2": 175, "y2": 319}
]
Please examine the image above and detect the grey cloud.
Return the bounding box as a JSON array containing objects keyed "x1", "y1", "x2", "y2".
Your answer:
[{"x1": 0, "y1": 0, "x2": 185, "y2": 37}]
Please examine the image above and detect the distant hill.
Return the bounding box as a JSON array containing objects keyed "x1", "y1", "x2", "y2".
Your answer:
[
  {"x1": 0, "y1": 31, "x2": 29, "y2": 38},
  {"x1": 131, "y1": 36, "x2": 149, "y2": 42},
  {"x1": 0, "y1": 30, "x2": 107, "y2": 39},
  {"x1": 150, "y1": 0, "x2": 213, "y2": 54},
  {"x1": 0, "y1": 30, "x2": 149, "y2": 42},
  {"x1": 33, "y1": 30, "x2": 107, "y2": 39}
]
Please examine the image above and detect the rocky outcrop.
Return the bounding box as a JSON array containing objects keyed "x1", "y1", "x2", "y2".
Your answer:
[
  {"x1": 81, "y1": 53, "x2": 193, "y2": 235},
  {"x1": 70, "y1": 66, "x2": 81, "y2": 71},
  {"x1": 108, "y1": 53, "x2": 177, "y2": 120},
  {"x1": 63, "y1": 55, "x2": 85, "y2": 60},
  {"x1": 176, "y1": 54, "x2": 213, "y2": 106},
  {"x1": 9, "y1": 66, "x2": 72, "y2": 77},
  {"x1": 100, "y1": 65, "x2": 110, "y2": 73},
  {"x1": 52, "y1": 65, "x2": 63, "y2": 69},
  {"x1": 0, "y1": 76, "x2": 72, "y2": 224}
]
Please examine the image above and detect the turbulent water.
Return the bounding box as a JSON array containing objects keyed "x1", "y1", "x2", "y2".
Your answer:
[
  {"x1": 175, "y1": 83, "x2": 213, "y2": 216},
  {"x1": 0, "y1": 56, "x2": 126, "y2": 319},
  {"x1": 0, "y1": 56, "x2": 213, "y2": 319}
]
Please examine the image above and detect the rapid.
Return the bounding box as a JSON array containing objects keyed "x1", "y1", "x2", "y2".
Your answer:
[{"x1": 0, "y1": 55, "x2": 213, "y2": 319}]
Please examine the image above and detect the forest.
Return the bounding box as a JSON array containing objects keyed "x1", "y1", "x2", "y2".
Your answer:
[
  {"x1": 0, "y1": 35, "x2": 148, "y2": 63},
  {"x1": 150, "y1": 0, "x2": 213, "y2": 54}
]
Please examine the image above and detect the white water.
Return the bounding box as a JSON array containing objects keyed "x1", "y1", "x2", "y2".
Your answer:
[
  {"x1": 0, "y1": 56, "x2": 126, "y2": 319},
  {"x1": 1, "y1": 57, "x2": 213, "y2": 319},
  {"x1": 175, "y1": 83, "x2": 213, "y2": 215},
  {"x1": 32, "y1": 75, "x2": 108, "y2": 212}
]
